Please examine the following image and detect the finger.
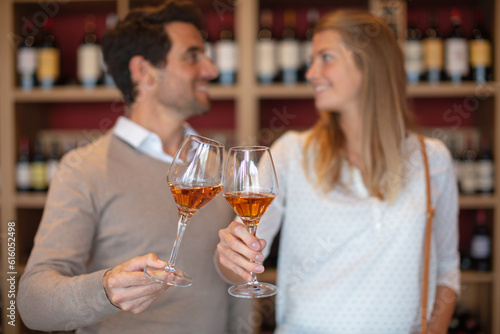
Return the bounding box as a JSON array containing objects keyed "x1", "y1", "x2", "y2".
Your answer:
[
  {"x1": 218, "y1": 251, "x2": 254, "y2": 282},
  {"x1": 107, "y1": 282, "x2": 167, "y2": 306},
  {"x1": 108, "y1": 270, "x2": 167, "y2": 290},
  {"x1": 228, "y1": 222, "x2": 261, "y2": 251},
  {"x1": 219, "y1": 228, "x2": 263, "y2": 263},
  {"x1": 123, "y1": 253, "x2": 168, "y2": 272},
  {"x1": 118, "y1": 294, "x2": 158, "y2": 314}
]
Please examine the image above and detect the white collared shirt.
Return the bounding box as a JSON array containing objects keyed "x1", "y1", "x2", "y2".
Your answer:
[{"x1": 113, "y1": 116, "x2": 197, "y2": 163}]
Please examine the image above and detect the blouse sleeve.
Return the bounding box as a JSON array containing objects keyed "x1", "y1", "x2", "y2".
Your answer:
[
  {"x1": 256, "y1": 132, "x2": 296, "y2": 259},
  {"x1": 429, "y1": 139, "x2": 461, "y2": 295}
]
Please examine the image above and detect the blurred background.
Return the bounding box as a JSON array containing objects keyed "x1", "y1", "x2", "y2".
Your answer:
[{"x1": 0, "y1": 0, "x2": 498, "y2": 333}]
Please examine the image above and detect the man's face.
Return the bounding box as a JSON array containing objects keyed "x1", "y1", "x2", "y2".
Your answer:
[{"x1": 154, "y1": 22, "x2": 218, "y2": 119}]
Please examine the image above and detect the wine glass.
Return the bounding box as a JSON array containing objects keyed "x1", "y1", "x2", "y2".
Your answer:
[
  {"x1": 223, "y1": 146, "x2": 279, "y2": 298},
  {"x1": 144, "y1": 135, "x2": 224, "y2": 287}
]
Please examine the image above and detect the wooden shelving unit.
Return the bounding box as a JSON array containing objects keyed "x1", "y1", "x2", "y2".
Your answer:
[{"x1": 1, "y1": 0, "x2": 499, "y2": 333}]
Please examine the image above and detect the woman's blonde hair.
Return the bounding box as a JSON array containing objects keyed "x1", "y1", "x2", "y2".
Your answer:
[{"x1": 303, "y1": 9, "x2": 413, "y2": 203}]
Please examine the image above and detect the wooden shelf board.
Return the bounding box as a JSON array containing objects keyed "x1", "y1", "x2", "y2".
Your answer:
[
  {"x1": 14, "y1": 86, "x2": 122, "y2": 103},
  {"x1": 255, "y1": 82, "x2": 498, "y2": 99},
  {"x1": 459, "y1": 194, "x2": 498, "y2": 208},
  {"x1": 256, "y1": 83, "x2": 314, "y2": 99},
  {"x1": 15, "y1": 192, "x2": 46, "y2": 208},
  {"x1": 13, "y1": 85, "x2": 237, "y2": 103},
  {"x1": 461, "y1": 270, "x2": 494, "y2": 284},
  {"x1": 407, "y1": 82, "x2": 498, "y2": 98}
]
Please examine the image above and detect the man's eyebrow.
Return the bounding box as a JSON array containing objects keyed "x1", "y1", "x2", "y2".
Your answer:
[{"x1": 183, "y1": 46, "x2": 204, "y2": 54}]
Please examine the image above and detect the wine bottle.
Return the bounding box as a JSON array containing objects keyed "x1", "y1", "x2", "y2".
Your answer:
[
  {"x1": 30, "y1": 139, "x2": 48, "y2": 192},
  {"x1": 278, "y1": 9, "x2": 300, "y2": 85},
  {"x1": 46, "y1": 140, "x2": 60, "y2": 185},
  {"x1": 200, "y1": 28, "x2": 214, "y2": 62},
  {"x1": 423, "y1": 11, "x2": 443, "y2": 84},
  {"x1": 300, "y1": 8, "x2": 319, "y2": 82},
  {"x1": 470, "y1": 210, "x2": 491, "y2": 271},
  {"x1": 37, "y1": 18, "x2": 60, "y2": 89},
  {"x1": 475, "y1": 135, "x2": 494, "y2": 194},
  {"x1": 17, "y1": 21, "x2": 38, "y2": 91},
  {"x1": 101, "y1": 13, "x2": 118, "y2": 87},
  {"x1": 445, "y1": 9, "x2": 469, "y2": 85},
  {"x1": 460, "y1": 134, "x2": 477, "y2": 195},
  {"x1": 256, "y1": 9, "x2": 277, "y2": 85},
  {"x1": 470, "y1": 9, "x2": 491, "y2": 84},
  {"x1": 16, "y1": 136, "x2": 31, "y2": 192},
  {"x1": 404, "y1": 22, "x2": 424, "y2": 85},
  {"x1": 215, "y1": 15, "x2": 237, "y2": 86},
  {"x1": 77, "y1": 15, "x2": 102, "y2": 89}
]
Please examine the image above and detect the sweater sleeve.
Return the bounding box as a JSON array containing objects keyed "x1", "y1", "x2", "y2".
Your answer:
[
  {"x1": 17, "y1": 151, "x2": 120, "y2": 331},
  {"x1": 428, "y1": 139, "x2": 461, "y2": 295}
]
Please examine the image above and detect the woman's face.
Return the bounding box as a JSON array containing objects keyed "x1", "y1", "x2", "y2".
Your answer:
[{"x1": 306, "y1": 29, "x2": 363, "y2": 115}]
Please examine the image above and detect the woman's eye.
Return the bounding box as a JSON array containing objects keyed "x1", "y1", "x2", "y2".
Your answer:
[{"x1": 322, "y1": 54, "x2": 334, "y2": 62}]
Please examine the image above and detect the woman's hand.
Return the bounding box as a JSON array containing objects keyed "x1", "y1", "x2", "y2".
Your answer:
[
  {"x1": 217, "y1": 221, "x2": 267, "y2": 282},
  {"x1": 102, "y1": 253, "x2": 171, "y2": 314}
]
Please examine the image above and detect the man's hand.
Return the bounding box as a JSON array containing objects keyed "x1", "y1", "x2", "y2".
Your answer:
[{"x1": 103, "y1": 253, "x2": 170, "y2": 314}]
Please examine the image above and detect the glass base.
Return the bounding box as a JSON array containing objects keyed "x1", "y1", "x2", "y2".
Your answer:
[
  {"x1": 228, "y1": 281, "x2": 278, "y2": 298},
  {"x1": 144, "y1": 266, "x2": 192, "y2": 287}
]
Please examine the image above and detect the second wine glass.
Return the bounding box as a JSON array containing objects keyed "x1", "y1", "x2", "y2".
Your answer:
[
  {"x1": 223, "y1": 146, "x2": 279, "y2": 298},
  {"x1": 144, "y1": 135, "x2": 224, "y2": 287}
]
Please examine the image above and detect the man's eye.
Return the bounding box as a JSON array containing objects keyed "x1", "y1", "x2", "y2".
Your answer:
[{"x1": 186, "y1": 53, "x2": 202, "y2": 64}]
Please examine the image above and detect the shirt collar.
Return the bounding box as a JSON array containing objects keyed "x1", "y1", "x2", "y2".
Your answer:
[{"x1": 113, "y1": 116, "x2": 197, "y2": 161}]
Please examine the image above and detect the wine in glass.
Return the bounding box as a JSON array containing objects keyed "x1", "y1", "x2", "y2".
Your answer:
[
  {"x1": 144, "y1": 135, "x2": 224, "y2": 287},
  {"x1": 223, "y1": 146, "x2": 279, "y2": 298}
]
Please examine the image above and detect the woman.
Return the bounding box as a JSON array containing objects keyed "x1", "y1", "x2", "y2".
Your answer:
[{"x1": 217, "y1": 9, "x2": 459, "y2": 334}]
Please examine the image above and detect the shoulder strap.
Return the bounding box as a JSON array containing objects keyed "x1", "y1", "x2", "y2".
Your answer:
[{"x1": 419, "y1": 135, "x2": 435, "y2": 334}]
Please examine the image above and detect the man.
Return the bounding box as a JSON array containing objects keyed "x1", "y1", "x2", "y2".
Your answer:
[{"x1": 18, "y1": 1, "x2": 251, "y2": 333}]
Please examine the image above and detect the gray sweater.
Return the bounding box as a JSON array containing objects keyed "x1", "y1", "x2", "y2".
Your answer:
[{"x1": 18, "y1": 133, "x2": 252, "y2": 333}]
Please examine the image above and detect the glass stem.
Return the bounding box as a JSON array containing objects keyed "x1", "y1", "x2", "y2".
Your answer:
[
  {"x1": 245, "y1": 220, "x2": 259, "y2": 284},
  {"x1": 166, "y1": 213, "x2": 190, "y2": 271}
]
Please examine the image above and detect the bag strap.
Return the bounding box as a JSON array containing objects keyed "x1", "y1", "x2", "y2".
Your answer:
[{"x1": 419, "y1": 135, "x2": 435, "y2": 334}]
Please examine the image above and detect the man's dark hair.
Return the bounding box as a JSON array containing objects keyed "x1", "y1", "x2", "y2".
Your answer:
[{"x1": 102, "y1": 0, "x2": 202, "y2": 105}]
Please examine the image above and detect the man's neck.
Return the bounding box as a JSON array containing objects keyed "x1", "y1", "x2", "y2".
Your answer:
[{"x1": 128, "y1": 103, "x2": 186, "y2": 157}]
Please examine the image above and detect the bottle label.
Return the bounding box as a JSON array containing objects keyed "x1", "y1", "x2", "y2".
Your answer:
[
  {"x1": 77, "y1": 44, "x2": 102, "y2": 81},
  {"x1": 37, "y1": 48, "x2": 60, "y2": 81},
  {"x1": 301, "y1": 40, "x2": 313, "y2": 66},
  {"x1": 204, "y1": 41, "x2": 214, "y2": 61},
  {"x1": 404, "y1": 40, "x2": 424, "y2": 74},
  {"x1": 471, "y1": 235, "x2": 491, "y2": 259},
  {"x1": 17, "y1": 48, "x2": 38, "y2": 74},
  {"x1": 445, "y1": 38, "x2": 469, "y2": 76},
  {"x1": 256, "y1": 40, "x2": 277, "y2": 76},
  {"x1": 16, "y1": 162, "x2": 31, "y2": 190},
  {"x1": 476, "y1": 161, "x2": 494, "y2": 192},
  {"x1": 30, "y1": 162, "x2": 47, "y2": 190},
  {"x1": 215, "y1": 41, "x2": 237, "y2": 72},
  {"x1": 279, "y1": 40, "x2": 300, "y2": 69},
  {"x1": 423, "y1": 38, "x2": 443, "y2": 69},
  {"x1": 470, "y1": 40, "x2": 491, "y2": 67},
  {"x1": 460, "y1": 162, "x2": 476, "y2": 193}
]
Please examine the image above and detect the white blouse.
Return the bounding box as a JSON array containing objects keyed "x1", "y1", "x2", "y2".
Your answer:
[{"x1": 257, "y1": 131, "x2": 460, "y2": 334}]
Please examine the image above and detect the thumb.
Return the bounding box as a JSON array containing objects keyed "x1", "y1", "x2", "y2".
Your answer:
[{"x1": 125, "y1": 253, "x2": 168, "y2": 272}]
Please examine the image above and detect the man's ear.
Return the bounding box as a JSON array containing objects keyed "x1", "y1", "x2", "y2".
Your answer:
[{"x1": 129, "y1": 55, "x2": 157, "y2": 87}]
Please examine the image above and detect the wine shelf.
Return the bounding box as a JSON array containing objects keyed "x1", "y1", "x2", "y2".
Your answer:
[
  {"x1": 13, "y1": 84, "x2": 239, "y2": 103},
  {"x1": 15, "y1": 192, "x2": 48, "y2": 208}
]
